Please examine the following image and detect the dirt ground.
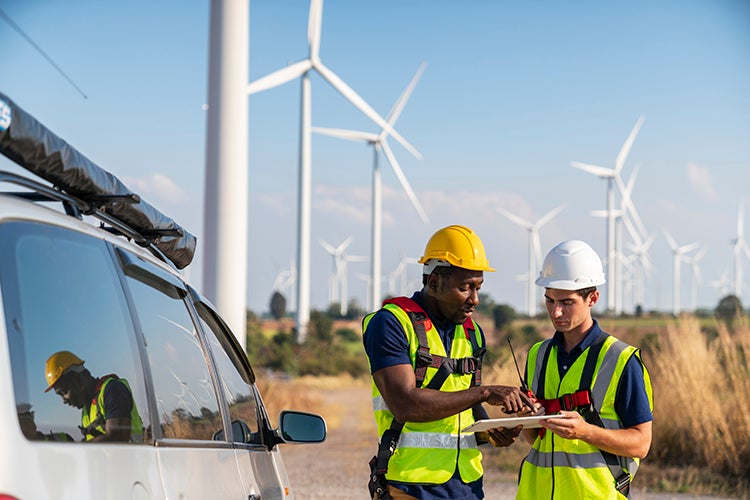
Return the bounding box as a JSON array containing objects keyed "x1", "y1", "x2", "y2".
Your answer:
[{"x1": 279, "y1": 380, "x2": 737, "y2": 500}]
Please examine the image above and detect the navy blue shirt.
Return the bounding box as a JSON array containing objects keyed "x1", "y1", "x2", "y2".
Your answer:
[
  {"x1": 363, "y1": 292, "x2": 487, "y2": 500},
  {"x1": 538, "y1": 319, "x2": 652, "y2": 428}
]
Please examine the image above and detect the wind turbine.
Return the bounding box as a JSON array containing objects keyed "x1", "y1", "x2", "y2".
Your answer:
[
  {"x1": 247, "y1": 0, "x2": 417, "y2": 342},
  {"x1": 272, "y1": 259, "x2": 297, "y2": 312},
  {"x1": 685, "y1": 247, "x2": 706, "y2": 312},
  {"x1": 664, "y1": 230, "x2": 700, "y2": 316},
  {"x1": 339, "y1": 253, "x2": 367, "y2": 316},
  {"x1": 709, "y1": 269, "x2": 732, "y2": 297},
  {"x1": 497, "y1": 203, "x2": 566, "y2": 317},
  {"x1": 571, "y1": 116, "x2": 645, "y2": 313},
  {"x1": 730, "y1": 201, "x2": 750, "y2": 299},
  {"x1": 320, "y1": 236, "x2": 353, "y2": 304},
  {"x1": 627, "y1": 233, "x2": 655, "y2": 311},
  {"x1": 313, "y1": 63, "x2": 429, "y2": 311},
  {"x1": 388, "y1": 255, "x2": 420, "y2": 297},
  {"x1": 589, "y1": 166, "x2": 645, "y2": 315}
]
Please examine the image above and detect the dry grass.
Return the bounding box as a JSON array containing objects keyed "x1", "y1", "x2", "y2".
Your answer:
[
  {"x1": 255, "y1": 372, "x2": 368, "y2": 428},
  {"x1": 646, "y1": 317, "x2": 750, "y2": 496}
]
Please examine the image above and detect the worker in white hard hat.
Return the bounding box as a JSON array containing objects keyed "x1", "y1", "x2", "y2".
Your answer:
[
  {"x1": 363, "y1": 225, "x2": 532, "y2": 500},
  {"x1": 516, "y1": 240, "x2": 654, "y2": 499}
]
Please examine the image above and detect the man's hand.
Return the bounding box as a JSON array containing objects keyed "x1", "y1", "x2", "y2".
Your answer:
[
  {"x1": 539, "y1": 410, "x2": 589, "y2": 440},
  {"x1": 484, "y1": 385, "x2": 527, "y2": 414},
  {"x1": 483, "y1": 425, "x2": 522, "y2": 447}
]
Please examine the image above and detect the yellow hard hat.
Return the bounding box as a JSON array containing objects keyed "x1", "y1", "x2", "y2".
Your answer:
[
  {"x1": 44, "y1": 351, "x2": 85, "y2": 392},
  {"x1": 419, "y1": 225, "x2": 495, "y2": 272}
]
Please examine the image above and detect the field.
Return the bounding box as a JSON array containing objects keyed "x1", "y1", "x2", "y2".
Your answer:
[{"x1": 257, "y1": 314, "x2": 750, "y2": 498}]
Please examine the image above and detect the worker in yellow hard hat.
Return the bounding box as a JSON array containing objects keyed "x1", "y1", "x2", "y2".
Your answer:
[
  {"x1": 44, "y1": 350, "x2": 143, "y2": 443},
  {"x1": 362, "y1": 225, "x2": 530, "y2": 500}
]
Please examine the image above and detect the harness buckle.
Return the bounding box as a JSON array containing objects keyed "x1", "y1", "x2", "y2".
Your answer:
[
  {"x1": 561, "y1": 393, "x2": 575, "y2": 411},
  {"x1": 614, "y1": 472, "x2": 631, "y2": 493},
  {"x1": 457, "y1": 357, "x2": 477, "y2": 374},
  {"x1": 417, "y1": 346, "x2": 432, "y2": 366}
]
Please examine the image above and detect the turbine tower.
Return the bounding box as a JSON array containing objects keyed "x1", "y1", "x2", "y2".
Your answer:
[
  {"x1": 313, "y1": 63, "x2": 429, "y2": 311},
  {"x1": 203, "y1": 0, "x2": 249, "y2": 347},
  {"x1": 247, "y1": 0, "x2": 416, "y2": 341},
  {"x1": 571, "y1": 116, "x2": 645, "y2": 314},
  {"x1": 731, "y1": 201, "x2": 750, "y2": 299},
  {"x1": 497, "y1": 203, "x2": 566, "y2": 317},
  {"x1": 685, "y1": 247, "x2": 706, "y2": 312},
  {"x1": 664, "y1": 230, "x2": 700, "y2": 317}
]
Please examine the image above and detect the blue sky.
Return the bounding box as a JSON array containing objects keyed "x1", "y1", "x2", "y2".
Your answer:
[{"x1": 2, "y1": 0, "x2": 750, "y2": 316}]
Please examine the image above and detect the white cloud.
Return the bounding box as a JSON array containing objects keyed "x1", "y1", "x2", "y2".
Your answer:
[
  {"x1": 122, "y1": 173, "x2": 189, "y2": 203},
  {"x1": 687, "y1": 162, "x2": 718, "y2": 201}
]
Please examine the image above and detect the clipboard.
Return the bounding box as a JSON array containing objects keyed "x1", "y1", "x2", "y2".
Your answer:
[{"x1": 462, "y1": 414, "x2": 564, "y2": 433}]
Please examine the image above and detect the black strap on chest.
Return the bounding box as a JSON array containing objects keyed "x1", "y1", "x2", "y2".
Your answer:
[
  {"x1": 368, "y1": 297, "x2": 486, "y2": 498},
  {"x1": 537, "y1": 332, "x2": 631, "y2": 497},
  {"x1": 384, "y1": 296, "x2": 485, "y2": 389}
]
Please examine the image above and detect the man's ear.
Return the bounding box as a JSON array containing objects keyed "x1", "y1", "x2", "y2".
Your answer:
[
  {"x1": 427, "y1": 273, "x2": 439, "y2": 292},
  {"x1": 588, "y1": 289, "x2": 600, "y2": 307}
]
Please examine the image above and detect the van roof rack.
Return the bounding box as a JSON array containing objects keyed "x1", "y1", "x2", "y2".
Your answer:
[{"x1": 0, "y1": 92, "x2": 196, "y2": 269}]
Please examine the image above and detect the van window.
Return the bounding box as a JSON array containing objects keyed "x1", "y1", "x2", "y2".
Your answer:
[
  {"x1": 0, "y1": 222, "x2": 149, "y2": 443},
  {"x1": 196, "y1": 305, "x2": 261, "y2": 444},
  {"x1": 122, "y1": 266, "x2": 222, "y2": 441}
]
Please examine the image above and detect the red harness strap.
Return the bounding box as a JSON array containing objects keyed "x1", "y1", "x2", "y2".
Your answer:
[{"x1": 538, "y1": 388, "x2": 592, "y2": 414}]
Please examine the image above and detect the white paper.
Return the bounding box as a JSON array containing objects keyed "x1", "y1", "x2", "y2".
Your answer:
[{"x1": 462, "y1": 414, "x2": 565, "y2": 433}]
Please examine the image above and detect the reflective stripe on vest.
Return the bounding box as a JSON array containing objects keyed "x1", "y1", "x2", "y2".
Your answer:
[
  {"x1": 82, "y1": 376, "x2": 144, "y2": 442},
  {"x1": 517, "y1": 335, "x2": 653, "y2": 499},
  {"x1": 363, "y1": 300, "x2": 484, "y2": 485}
]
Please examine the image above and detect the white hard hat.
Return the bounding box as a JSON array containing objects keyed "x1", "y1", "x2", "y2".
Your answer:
[{"x1": 535, "y1": 240, "x2": 606, "y2": 290}]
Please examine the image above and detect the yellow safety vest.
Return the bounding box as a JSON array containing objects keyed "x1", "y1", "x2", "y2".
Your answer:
[
  {"x1": 363, "y1": 298, "x2": 484, "y2": 485},
  {"x1": 82, "y1": 376, "x2": 144, "y2": 443},
  {"x1": 517, "y1": 334, "x2": 653, "y2": 499}
]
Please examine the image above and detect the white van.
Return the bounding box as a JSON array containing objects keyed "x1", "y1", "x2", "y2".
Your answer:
[{"x1": 0, "y1": 92, "x2": 326, "y2": 500}]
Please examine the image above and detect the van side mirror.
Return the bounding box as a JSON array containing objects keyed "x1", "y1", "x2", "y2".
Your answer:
[{"x1": 277, "y1": 411, "x2": 326, "y2": 444}]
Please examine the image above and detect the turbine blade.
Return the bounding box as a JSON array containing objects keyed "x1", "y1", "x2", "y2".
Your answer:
[
  {"x1": 615, "y1": 115, "x2": 644, "y2": 173},
  {"x1": 337, "y1": 236, "x2": 353, "y2": 253},
  {"x1": 308, "y1": 0, "x2": 324, "y2": 59},
  {"x1": 663, "y1": 229, "x2": 678, "y2": 251},
  {"x1": 381, "y1": 141, "x2": 429, "y2": 223},
  {"x1": 679, "y1": 242, "x2": 701, "y2": 254},
  {"x1": 738, "y1": 201, "x2": 745, "y2": 239},
  {"x1": 319, "y1": 239, "x2": 336, "y2": 254},
  {"x1": 621, "y1": 212, "x2": 643, "y2": 247},
  {"x1": 535, "y1": 203, "x2": 566, "y2": 228},
  {"x1": 532, "y1": 231, "x2": 542, "y2": 267},
  {"x1": 346, "y1": 255, "x2": 367, "y2": 263},
  {"x1": 315, "y1": 63, "x2": 423, "y2": 160},
  {"x1": 571, "y1": 161, "x2": 614, "y2": 179},
  {"x1": 590, "y1": 210, "x2": 608, "y2": 218},
  {"x1": 312, "y1": 126, "x2": 377, "y2": 143},
  {"x1": 496, "y1": 206, "x2": 532, "y2": 229},
  {"x1": 247, "y1": 60, "x2": 313, "y2": 94},
  {"x1": 386, "y1": 62, "x2": 427, "y2": 132}
]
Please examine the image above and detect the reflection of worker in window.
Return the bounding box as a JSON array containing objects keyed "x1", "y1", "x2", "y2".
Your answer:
[
  {"x1": 44, "y1": 351, "x2": 143, "y2": 443},
  {"x1": 17, "y1": 403, "x2": 74, "y2": 442}
]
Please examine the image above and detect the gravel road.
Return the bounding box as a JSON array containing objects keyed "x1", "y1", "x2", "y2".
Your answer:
[{"x1": 280, "y1": 382, "x2": 736, "y2": 500}]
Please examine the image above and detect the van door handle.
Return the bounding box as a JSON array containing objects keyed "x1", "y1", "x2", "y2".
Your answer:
[{"x1": 248, "y1": 494, "x2": 260, "y2": 500}]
